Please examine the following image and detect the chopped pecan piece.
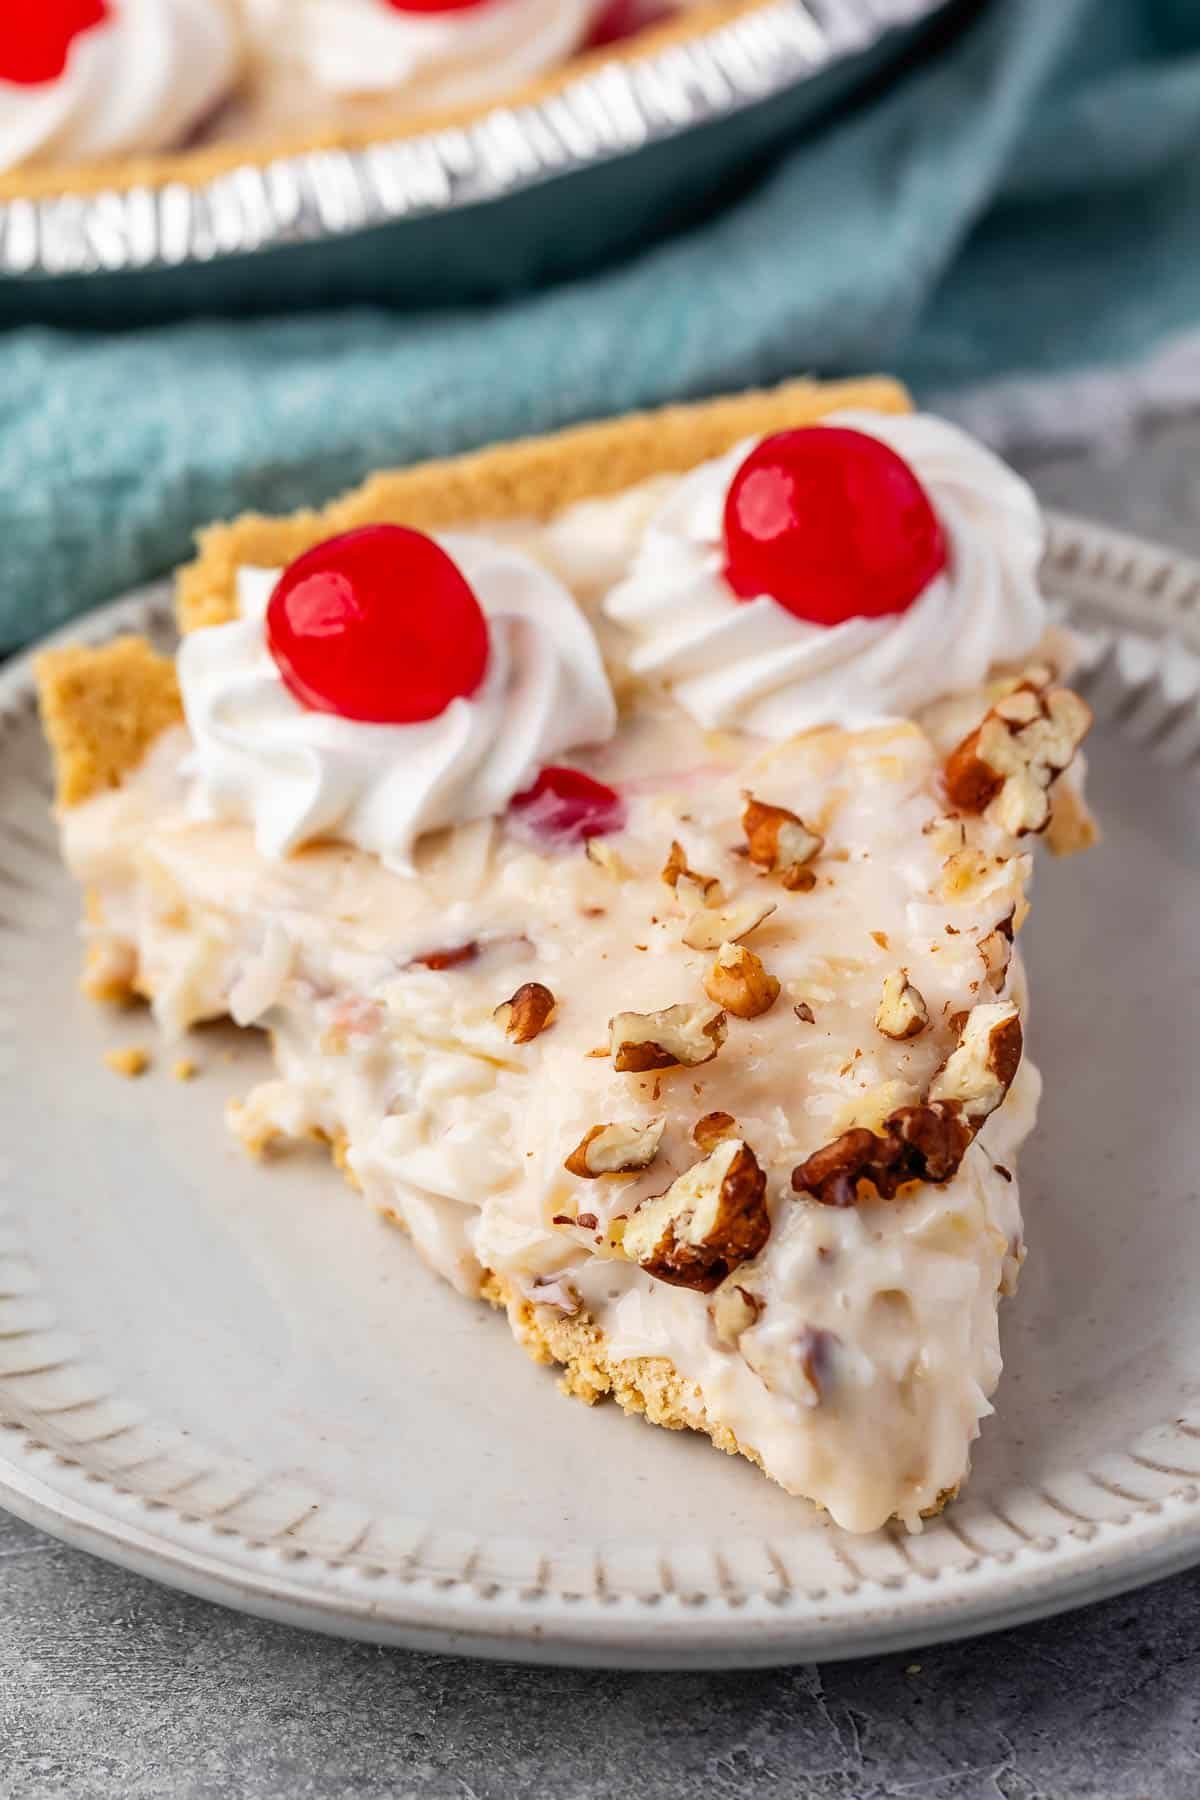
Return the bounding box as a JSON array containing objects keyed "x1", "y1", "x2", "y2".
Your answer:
[
  {"x1": 794, "y1": 1326, "x2": 841, "y2": 1407},
  {"x1": 929, "y1": 1001, "x2": 1023, "y2": 1122},
  {"x1": 681, "y1": 894, "x2": 776, "y2": 951},
  {"x1": 621, "y1": 1139, "x2": 770, "y2": 1292},
  {"x1": 791, "y1": 1101, "x2": 974, "y2": 1207},
  {"x1": 524, "y1": 1273, "x2": 581, "y2": 1316},
  {"x1": 978, "y1": 911, "x2": 1015, "y2": 993},
  {"x1": 794, "y1": 1001, "x2": 815, "y2": 1024},
  {"x1": 944, "y1": 685, "x2": 1092, "y2": 836},
  {"x1": 493, "y1": 981, "x2": 556, "y2": 1044},
  {"x1": 999, "y1": 660, "x2": 1057, "y2": 698},
  {"x1": 710, "y1": 1279, "x2": 762, "y2": 1346},
  {"x1": 586, "y1": 839, "x2": 633, "y2": 881},
  {"x1": 1045, "y1": 775, "x2": 1100, "y2": 858},
  {"x1": 693, "y1": 1110, "x2": 738, "y2": 1152},
  {"x1": 703, "y1": 941, "x2": 780, "y2": 1019},
  {"x1": 741, "y1": 794, "x2": 824, "y2": 888},
  {"x1": 874, "y1": 968, "x2": 929, "y2": 1041},
  {"x1": 609, "y1": 1002, "x2": 727, "y2": 1073},
  {"x1": 924, "y1": 814, "x2": 966, "y2": 858},
  {"x1": 662, "y1": 839, "x2": 722, "y2": 907},
  {"x1": 564, "y1": 1117, "x2": 666, "y2": 1179}
]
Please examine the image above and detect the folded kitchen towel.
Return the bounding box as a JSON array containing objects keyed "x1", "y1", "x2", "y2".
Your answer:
[{"x1": 3, "y1": 0, "x2": 1199, "y2": 649}]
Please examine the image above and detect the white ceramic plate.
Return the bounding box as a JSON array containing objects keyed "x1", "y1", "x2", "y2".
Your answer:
[{"x1": 4, "y1": 512, "x2": 1200, "y2": 1669}]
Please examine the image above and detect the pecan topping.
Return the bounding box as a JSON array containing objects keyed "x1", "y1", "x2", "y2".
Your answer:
[
  {"x1": 791, "y1": 1102, "x2": 974, "y2": 1207},
  {"x1": 693, "y1": 1110, "x2": 738, "y2": 1153},
  {"x1": 681, "y1": 894, "x2": 776, "y2": 952},
  {"x1": 710, "y1": 1280, "x2": 762, "y2": 1346},
  {"x1": 609, "y1": 1002, "x2": 727, "y2": 1073},
  {"x1": 742, "y1": 794, "x2": 824, "y2": 888},
  {"x1": 1045, "y1": 776, "x2": 1100, "y2": 857},
  {"x1": 703, "y1": 941, "x2": 780, "y2": 1019},
  {"x1": 586, "y1": 839, "x2": 633, "y2": 881},
  {"x1": 1002, "y1": 660, "x2": 1057, "y2": 696},
  {"x1": 662, "y1": 839, "x2": 723, "y2": 907},
  {"x1": 493, "y1": 981, "x2": 556, "y2": 1044},
  {"x1": 944, "y1": 684, "x2": 1092, "y2": 836},
  {"x1": 564, "y1": 1117, "x2": 666, "y2": 1179},
  {"x1": 793, "y1": 1001, "x2": 1024, "y2": 1206},
  {"x1": 874, "y1": 968, "x2": 930, "y2": 1040},
  {"x1": 929, "y1": 1001, "x2": 1023, "y2": 1122},
  {"x1": 794, "y1": 1326, "x2": 841, "y2": 1407},
  {"x1": 978, "y1": 911, "x2": 1015, "y2": 993},
  {"x1": 525, "y1": 1273, "x2": 581, "y2": 1316},
  {"x1": 621, "y1": 1139, "x2": 770, "y2": 1292}
]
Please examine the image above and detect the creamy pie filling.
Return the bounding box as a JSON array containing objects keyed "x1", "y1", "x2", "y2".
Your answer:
[
  {"x1": 44, "y1": 400, "x2": 1096, "y2": 1536},
  {"x1": 63, "y1": 662, "x2": 1042, "y2": 1532}
]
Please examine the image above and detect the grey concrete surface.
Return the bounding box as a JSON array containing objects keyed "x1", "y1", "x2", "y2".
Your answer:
[
  {"x1": 3, "y1": 410, "x2": 1199, "y2": 1799},
  {"x1": 1, "y1": 1501, "x2": 1196, "y2": 1800}
]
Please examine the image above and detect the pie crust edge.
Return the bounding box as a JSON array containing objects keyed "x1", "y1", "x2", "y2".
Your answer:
[
  {"x1": 39, "y1": 373, "x2": 911, "y2": 807},
  {"x1": 0, "y1": 0, "x2": 775, "y2": 203}
]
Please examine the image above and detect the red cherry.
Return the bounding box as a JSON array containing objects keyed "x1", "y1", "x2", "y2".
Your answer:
[
  {"x1": 585, "y1": 0, "x2": 673, "y2": 48},
  {"x1": 266, "y1": 525, "x2": 490, "y2": 725},
  {"x1": 510, "y1": 766, "x2": 626, "y2": 844},
  {"x1": 723, "y1": 427, "x2": 947, "y2": 627},
  {"x1": 383, "y1": 0, "x2": 493, "y2": 12},
  {"x1": 0, "y1": 0, "x2": 109, "y2": 85}
]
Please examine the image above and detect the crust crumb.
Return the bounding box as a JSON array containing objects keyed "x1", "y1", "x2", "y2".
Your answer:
[{"x1": 104, "y1": 1045, "x2": 150, "y2": 1080}]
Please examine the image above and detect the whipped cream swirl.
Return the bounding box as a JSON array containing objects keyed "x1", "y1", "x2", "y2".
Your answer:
[
  {"x1": 178, "y1": 535, "x2": 617, "y2": 872},
  {"x1": 0, "y1": 0, "x2": 240, "y2": 173},
  {"x1": 241, "y1": 0, "x2": 596, "y2": 112},
  {"x1": 604, "y1": 412, "x2": 1048, "y2": 738}
]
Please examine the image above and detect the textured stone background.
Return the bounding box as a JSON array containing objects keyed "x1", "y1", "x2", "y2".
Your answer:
[
  {"x1": 2, "y1": 1505, "x2": 1197, "y2": 1799},
  {"x1": 3, "y1": 414, "x2": 1199, "y2": 1799}
]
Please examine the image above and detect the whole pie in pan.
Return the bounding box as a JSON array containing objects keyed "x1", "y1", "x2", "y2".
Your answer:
[
  {"x1": 0, "y1": 0, "x2": 767, "y2": 195},
  {"x1": 36, "y1": 376, "x2": 1096, "y2": 1533}
]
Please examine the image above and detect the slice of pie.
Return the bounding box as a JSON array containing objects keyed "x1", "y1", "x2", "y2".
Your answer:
[
  {"x1": 0, "y1": 0, "x2": 764, "y2": 192},
  {"x1": 36, "y1": 376, "x2": 1095, "y2": 1534}
]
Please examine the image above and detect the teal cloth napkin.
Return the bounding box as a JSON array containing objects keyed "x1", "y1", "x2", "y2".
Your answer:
[{"x1": 4, "y1": 0, "x2": 1200, "y2": 650}]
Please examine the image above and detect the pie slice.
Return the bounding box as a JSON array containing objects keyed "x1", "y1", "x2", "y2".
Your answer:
[
  {"x1": 36, "y1": 376, "x2": 1095, "y2": 1533},
  {"x1": 0, "y1": 0, "x2": 766, "y2": 195}
]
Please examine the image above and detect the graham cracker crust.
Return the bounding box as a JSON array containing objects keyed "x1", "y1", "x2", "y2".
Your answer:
[
  {"x1": 36, "y1": 636, "x2": 183, "y2": 809},
  {"x1": 177, "y1": 375, "x2": 911, "y2": 632}
]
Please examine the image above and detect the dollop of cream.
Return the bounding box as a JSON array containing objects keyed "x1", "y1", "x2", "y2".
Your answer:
[
  {"x1": 177, "y1": 534, "x2": 617, "y2": 872},
  {"x1": 603, "y1": 411, "x2": 1048, "y2": 737},
  {"x1": 0, "y1": 0, "x2": 240, "y2": 172},
  {"x1": 240, "y1": 0, "x2": 595, "y2": 112}
]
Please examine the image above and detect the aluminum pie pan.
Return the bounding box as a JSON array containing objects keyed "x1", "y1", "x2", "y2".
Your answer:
[{"x1": 0, "y1": 0, "x2": 953, "y2": 324}]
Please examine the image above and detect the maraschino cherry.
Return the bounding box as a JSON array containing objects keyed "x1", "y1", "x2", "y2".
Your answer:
[
  {"x1": 586, "y1": 1, "x2": 673, "y2": 47},
  {"x1": 723, "y1": 427, "x2": 947, "y2": 628},
  {"x1": 266, "y1": 525, "x2": 490, "y2": 725},
  {"x1": 0, "y1": 0, "x2": 109, "y2": 85},
  {"x1": 510, "y1": 766, "x2": 626, "y2": 843},
  {"x1": 383, "y1": 0, "x2": 494, "y2": 12}
]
